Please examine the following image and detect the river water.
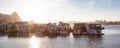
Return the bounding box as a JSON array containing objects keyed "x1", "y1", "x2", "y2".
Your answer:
[{"x1": 0, "y1": 25, "x2": 120, "y2": 48}]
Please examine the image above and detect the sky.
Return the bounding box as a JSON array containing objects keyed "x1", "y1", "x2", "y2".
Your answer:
[{"x1": 0, "y1": 0, "x2": 120, "y2": 23}]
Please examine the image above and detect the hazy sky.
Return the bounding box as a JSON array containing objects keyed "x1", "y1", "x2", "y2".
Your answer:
[{"x1": 0, "y1": 0, "x2": 120, "y2": 23}]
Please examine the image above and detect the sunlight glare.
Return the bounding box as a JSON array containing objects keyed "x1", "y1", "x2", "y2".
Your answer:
[
  {"x1": 29, "y1": 36, "x2": 41, "y2": 48},
  {"x1": 20, "y1": 0, "x2": 59, "y2": 23}
]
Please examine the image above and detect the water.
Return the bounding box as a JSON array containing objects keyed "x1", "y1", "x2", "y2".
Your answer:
[
  {"x1": 0, "y1": 25, "x2": 120, "y2": 48},
  {"x1": 103, "y1": 25, "x2": 120, "y2": 34}
]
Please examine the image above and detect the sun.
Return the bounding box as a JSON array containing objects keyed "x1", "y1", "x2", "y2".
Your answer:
[{"x1": 18, "y1": 0, "x2": 60, "y2": 23}]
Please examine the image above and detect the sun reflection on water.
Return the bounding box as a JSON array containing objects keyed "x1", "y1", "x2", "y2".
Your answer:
[{"x1": 29, "y1": 36, "x2": 41, "y2": 48}]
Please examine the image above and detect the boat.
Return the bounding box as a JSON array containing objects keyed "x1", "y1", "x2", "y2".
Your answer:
[
  {"x1": 33, "y1": 24, "x2": 47, "y2": 37},
  {"x1": 85, "y1": 24, "x2": 104, "y2": 35},
  {"x1": 72, "y1": 23, "x2": 87, "y2": 35},
  {"x1": 72, "y1": 23, "x2": 104, "y2": 35},
  {"x1": 45, "y1": 23, "x2": 58, "y2": 36},
  {"x1": 7, "y1": 22, "x2": 32, "y2": 37},
  {"x1": 0, "y1": 24, "x2": 7, "y2": 35},
  {"x1": 7, "y1": 23, "x2": 19, "y2": 36},
  {"x1": 57, "y1": 22, "x2": 71, "y2": 35}
]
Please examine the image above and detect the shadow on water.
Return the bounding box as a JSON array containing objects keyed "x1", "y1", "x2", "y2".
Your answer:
[
  {"x1": 47, "y1": 34, "x2": 58, "y2": 38},
  {"x1": 0, "y1": 33, "x2": 6, "y2": 36},
  {"x1": 46, "y1": 33, "x2": 70, "y2": 38},
  {"x1": 58, "y1": 34, "x2": 69, "y2": 37},
  {"x1": 8, "y1": 35, "x2": 31, "y2": 38},
  {"x1": 86, "y1": 35, "x2": 103, "y2": 48},
  {"x1": 0, "y1": 33, "x2": 104, "y2": 48},
  {"x1": 73, "y1": 35, "x2": 102, "y2": 41},
  {"x1": 73, "y1": 35, "x2": 82, "y2": 38},
  {"x1": 1, "y1": 32, "x2": 103, "y2": 39},
  {"x1": 71, "y1": 35, "x2": 103, "y2": 48}
]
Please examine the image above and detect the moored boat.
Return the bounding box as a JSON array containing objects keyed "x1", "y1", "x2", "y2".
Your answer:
[
  {"x1": 72, "y1": 23, "x2": 87, "y2": 35},
  {"x1": 33, "y1": 24, "x2": 47, "y2": 37},
  {"x1": 72, "y1": 23, "x2": 104, "y2": 35},
  {"x1": 57, "y1": 22, "x2": 71, "y2": 35}
]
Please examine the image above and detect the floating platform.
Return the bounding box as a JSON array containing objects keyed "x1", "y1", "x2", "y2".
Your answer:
[{"x1": 73, "y1": 33, "x2": 104, "y2": 35}]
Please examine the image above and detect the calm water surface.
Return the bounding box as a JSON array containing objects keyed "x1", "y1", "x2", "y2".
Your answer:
[{"x1": 0, "y1": 25, "x2": 120, "y2": 48}]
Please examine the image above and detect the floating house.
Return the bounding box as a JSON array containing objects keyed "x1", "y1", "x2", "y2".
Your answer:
[
  {"x1": 4, "y1": 22, "x2": 105, "y2": 36},
  {"x1": 57, "y1": 22, "x2": 72, "y2": 35},
  {"x1": 7, "y1": 23, "x2": 19, "y2": 36},
  {"x1": 73, "y1": 23, "x2": 87, "y2": 34},
  {"x1": 32, "y1": 24, "x2": 47, "y2": 36},
  {"x1": 0, "y1": 24, "x2": 7, "y2": 35},
  {"x1": 46, "y1": 23, "x2": 58, "y2": 35},
  {"x1": 72, "y1": 23, "x2": 104, "y2": 35},
  {"x1": 7, "y1": 22, "x2": 32, "y2": 36},
  {"x1": 87, "y1": 24, "x2": 104, "y2": 35}
]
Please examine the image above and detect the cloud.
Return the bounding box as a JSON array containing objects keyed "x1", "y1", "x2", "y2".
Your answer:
[{"x1": 87, "y1": 0, "x2": 96, "y2": 10}]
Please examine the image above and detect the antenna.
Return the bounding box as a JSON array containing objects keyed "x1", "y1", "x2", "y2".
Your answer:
[{"x1": 63, "y1": 11, "x2": 65, "y2": 22}]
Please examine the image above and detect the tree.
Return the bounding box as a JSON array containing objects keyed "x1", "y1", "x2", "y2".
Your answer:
[{"x1": 11, "y1": 11, "x2": 21, "y2": 22}]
